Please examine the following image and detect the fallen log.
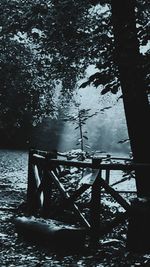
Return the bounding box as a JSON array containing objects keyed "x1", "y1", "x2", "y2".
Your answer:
[{"x1": 14, "y1": 216, "x2": 86, "y2": 251}]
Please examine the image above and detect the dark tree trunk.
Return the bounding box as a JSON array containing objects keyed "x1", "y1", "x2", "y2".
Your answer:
[{"x1": 111, "y1": 0, "x2": 150, "y2": 197}]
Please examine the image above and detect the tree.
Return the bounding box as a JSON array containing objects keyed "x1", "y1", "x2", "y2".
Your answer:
[
  {"x1": 111, "y1": 0, "x2": 150, "y2": 197},
  {"x1": 79, "y1": 0, "x2": 150, "y2": 197},
  {"x1": 64, "y1": 108, "x2": 98, "y2": 158},
  {"x1": 0, "y1": 0, "x2": 149, "y2": 151},
  {"x1": 0, "y1": 0, "x2": 112, "y2": 146}
]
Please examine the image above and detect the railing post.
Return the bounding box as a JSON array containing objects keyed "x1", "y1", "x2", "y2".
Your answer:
[
  {"x1": 90, "y1": 168, "x2": 102, "y2": 247},
  {"x1": 27, "y1": 149, "x2": 39, "y2": 215},
  {"x1": 42, "y1": 154, "x2": 52, "y2": 217},
  {"x1": 105, "y1": 169, "x2": 110, "y2": 184}
]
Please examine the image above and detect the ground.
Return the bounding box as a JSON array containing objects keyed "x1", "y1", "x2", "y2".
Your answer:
[{"x1": 0, "y1": 149, "x2": 150, "y2": 266}]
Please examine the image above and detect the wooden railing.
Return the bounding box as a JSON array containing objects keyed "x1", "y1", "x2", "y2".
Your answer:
[{"x1": 26, "y1": 149, "x2": 150, "y2": 245}]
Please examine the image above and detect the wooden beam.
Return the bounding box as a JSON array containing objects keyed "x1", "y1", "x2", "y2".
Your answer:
[
  {"x1": 100, "y1": 177, "x2": 131, "y2": 212},
  {"x1": 90, "y1": 169, "x2": 102, "y2": 246},
  {"x1": 27, "y1": 151, "x2": 40, "y2": 214},
  {"x1": 32, "y1": 153, "x2": 150, "y2": 172},
  {"x1": 49, "y1": 170, "x2": 91, "y2": 229}
]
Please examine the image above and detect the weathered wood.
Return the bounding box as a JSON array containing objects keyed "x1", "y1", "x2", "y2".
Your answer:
[
  {"x1": 49, "y1": 158, "x2": 150, "y2": 171},
  {"x1": 79, "y1": 169, "x2": 100, "y2": 186},
  {"x1": 90, "y1": 169, "x2": 102, "y2": 246},
  {"x1": 26, "y1": 148, "x2": 150, "y2": 250},
  {"x1": 68, "y1": 184, "x2": 90, "y2": 202},
  {"x1": 100, "y1": 177, "x2": 131, "y2": 212},
  {"x1": 105, "y1": 169, "x2": 110, "y2": 184},
  {"x1": 32, "y1": 153, "x2": 150, "y2": 171},
  {"x1": 42, "y1": 158, "x2": 52, "y2": 217},
  {"x1": 14, "y1": 216, "x2": 86, "y2": 250},
  {"x1": 27, "y1": 150, "x2": 40, "y2": 214},
  {"x1": 32, "y1": 164, "x2": 43, "y2": 209},
  {"x1": 50, "y1": 170, "x2": 91, "y2": 229}
]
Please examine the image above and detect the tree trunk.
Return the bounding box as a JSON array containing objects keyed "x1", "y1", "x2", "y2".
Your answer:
[{"x1": 111, "y1": 0, "x2": 150, "y2": 197}]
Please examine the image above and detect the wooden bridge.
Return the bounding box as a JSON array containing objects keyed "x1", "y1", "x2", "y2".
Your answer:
[{"x1": 26, "y1": 149, "x2": 150, "y2": 247}]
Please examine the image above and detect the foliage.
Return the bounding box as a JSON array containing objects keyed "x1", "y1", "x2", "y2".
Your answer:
[
  {"x1": 0, "y1": 0, "x2": 149, "y2": 145},
  {"x1": 79, "y1": 0, "x2": 150, "y2": 96},
  {"x1": 64, "y1": 108, "x2": 98, "y2": 156}
]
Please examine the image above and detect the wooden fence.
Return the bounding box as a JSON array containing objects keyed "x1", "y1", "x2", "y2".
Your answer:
[{"x1": 26, "y1": 149, "x2": 150, "y2": 245}]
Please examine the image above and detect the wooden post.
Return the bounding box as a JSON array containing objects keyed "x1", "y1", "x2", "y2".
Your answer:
[
  {"x1": 42, "y1": 156, "x2": 52, "y2": 217},
  {"x1": 105, "y1": 169, "x2": 110, "y2": 184},
  {"x1": 90, "y1": 169, "x2": 102, "y2": 246},
  {"x1": 27, "y1": 149, "x2": 39, "y2": 214},
  {"x1": 42, "y1": 153, "x2": 56, "y2": 217}
]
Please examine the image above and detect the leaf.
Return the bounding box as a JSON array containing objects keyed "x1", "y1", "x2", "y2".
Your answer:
[
  {"x1": 83, "y1": 135, "x2": 88, "y2": 140},
  {"x1": 85, "y1": 145, "x2": 91, "y2": 148},
  {"x1": 93, "y1": 80, "x2": 102, "y2": 87},
  {"x1": 89, "y1": 72, "x2": 101, "y2": 82},
  {"x1": 100, "y1": 106, "x2": 112, "y2": 112},
  {"x1": 118, "y1": 139, "x2": 129, "y2": 144},
  {"x1": 111, "y1": 85, "x2": 119, "y2": 94},
  {"x1": 81, "y1": 118, "x2": 88, "y2": 122},
  {"x1": 101, "y1": 86, "x2": 110, "y2": 95},
  {"x1": 79, "y1": 81, "x2": 90, "y2": 88}
]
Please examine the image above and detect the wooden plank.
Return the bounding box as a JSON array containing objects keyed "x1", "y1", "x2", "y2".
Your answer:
[
  {"x1": 49, "y1": 171, "x2": 91, "y2": 229},
  {"x1": 42, "y1": 171, "x2": 52, "y2": 217},
  {"x1": 100, "y1": 177, "x2": 131, "y2": 211},
  {"x1": 32, "y1": 153, "x2": 150, "y2": 172},
  {"x1": 68, "y1": 184, "x2": 90, "y2": 202},
  {"x1": 90, "y1": 169, "x2": 102, "y2": 246},
  {"x1": 49, "y1": 158, "x2": 150, "y2": 171},
  {"x1": 41, "y1": 155, "x2": 53, "y2": 217},
  {"x1": 79, "y1": 169, "x2": 100, "y2": 186},
  {"x1": 27, "y1": 151, "x2": 40, "y2": 214},
  {"x1": 105, "y1": 169, "x2": 110, "y2": 184},
  {"x1": 32, "y1": 164, "x2": 43, "y2": 210}
]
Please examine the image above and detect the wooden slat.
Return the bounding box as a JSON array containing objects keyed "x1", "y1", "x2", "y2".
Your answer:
[
  {"x1": 49, "y1": 171, "x2": 91, "y2": 229},
  {"x1": 32, "y1": 153, "x2": 150, "y2": 172},
  {"x1": 49, "y1": 158, "x2": 150, "y2": 171},
  {"x1": 68, "y1": 184, "x2": 90, "y2": 202},
  {"x1": 100, "y1": 177, "x2": 131, "y2": 211},
  {"x1": 79, "y1": 169, "x2": 100, "y2": 186}
]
